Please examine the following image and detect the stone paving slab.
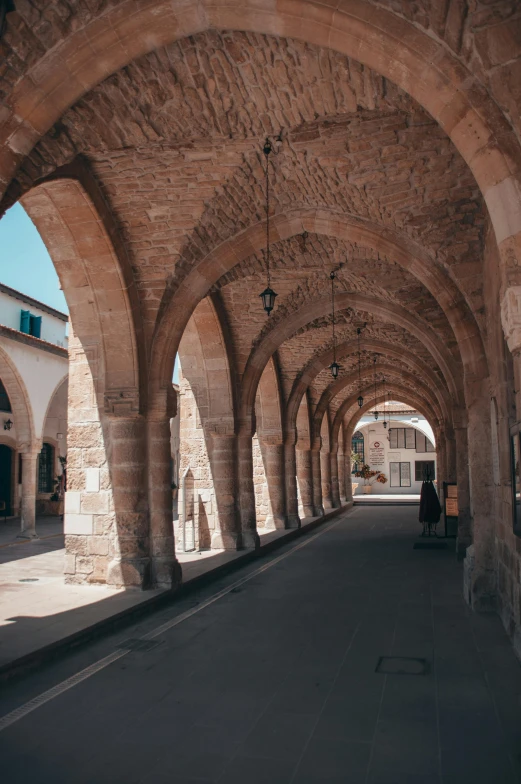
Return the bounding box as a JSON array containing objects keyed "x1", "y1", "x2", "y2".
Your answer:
[
  {"x1": 0, "y1": 509, "x2": 348, "y2": 679},
  {"x1": 0, "y1": 505, "x2": 519, "y2": 784}
]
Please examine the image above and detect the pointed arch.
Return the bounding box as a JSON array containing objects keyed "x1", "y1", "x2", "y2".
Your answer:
[
  {"x1": 255, "y1": 356, "x2": 283, "y2": 442},
  {"x1": 151, "y1": 208, "x2": 487, "y2": 397},
  {"x1": 21, "y1": 171, "x2": 143, "y2": 412},
  {"x1": 0, "y1": 344, "x2": 34, "y2": 450},
  {"x1": 178, "y1": 295, "x2": 235, "y2": 434},
  {"x1": 240, "y1": 293, "x2": 462, "y2": 430},
  {"x1": 333, "y1": 385, "x2": 441, "y2": 452},
  {"x1": 313, "y1": 363, "x2": 450, "y2": 442},
  {"x1": 286, "y1": 336, "x2": 452, "y2": 434},
  {"x1": 2, "y1": 0, "x2": 519, "y2": 279}
]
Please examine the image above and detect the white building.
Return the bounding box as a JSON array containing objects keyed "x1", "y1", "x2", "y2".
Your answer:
[
  {"x1": 351, "y1": 402, "x2": 436, "y2": 495},
  {"x1": 0, "y1": 284, "x2": 68, "y2": 529}
]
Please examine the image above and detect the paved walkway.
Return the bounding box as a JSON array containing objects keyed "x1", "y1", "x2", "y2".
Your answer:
[
  {"x1": 0, "y1": 515, "x2": 64, "y2": 546},
  {"x1": 0, "y1": 505, "x2": 519, "y2": 783},
  {"x1": 0, "y1": 514, "x2": 318, "y2": 673}
]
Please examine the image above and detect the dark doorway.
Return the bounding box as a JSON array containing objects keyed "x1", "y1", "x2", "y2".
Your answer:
[{"x1": 0, "y1": 444, "x2": 13, "y2": 515}]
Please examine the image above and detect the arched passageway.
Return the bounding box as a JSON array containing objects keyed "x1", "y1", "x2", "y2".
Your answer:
[{"x1": 0, "y1": 1, "x2": 520, "y2": 660}]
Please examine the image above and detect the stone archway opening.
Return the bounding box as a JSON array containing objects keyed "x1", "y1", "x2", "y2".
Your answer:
[{"x1": 351, "y1": 401, "x2": 438, "y2": 499}]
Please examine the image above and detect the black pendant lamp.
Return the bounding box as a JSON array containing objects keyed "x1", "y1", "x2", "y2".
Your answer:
[
  {"x1": 259, "y1": 138, "x2": 278, "y2": 316},
  {"x1": 373, "y1": 357, "x2": 379, "y2": 420},
  {"x1": 329, "y1": 271, "x2": 340, "y2": 379},
  {"x1": 382, "y1": 378, "x2": 387, "y2": 429},
  {"x1": 357, "y1": 326, "x2": 363, "y2": 408}
]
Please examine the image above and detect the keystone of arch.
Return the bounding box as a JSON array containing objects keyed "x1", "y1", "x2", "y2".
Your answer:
[
  {"x1": 286, "y1": 337, "x2": 452, "y2": 435},
  {"x1": 313, "y1": 364, "x2": 448, "y2": 444},
  {"x1": 1, "y1": 0, "x2": 520, "y2": 302},
  {"x1": 151, "y1": 208, "x2": 487, "y2": 390},
  {"x1": 240, "y1": 292, "x2": 463, "y2": 430}
]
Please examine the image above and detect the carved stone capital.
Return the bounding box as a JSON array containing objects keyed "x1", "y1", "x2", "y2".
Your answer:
[
  {"x1": 18, "y1": 441, "x2": 42, "y2": 456},
  {"x1": 205, "y1": 419, "x2": 236, "y2": 438},
  {"x1": 104, "y1": 388, "x2": 140, "y2": 417},
  {"x1": 501, "y1": 286, "x2": 521, "y2": 355},
  {"x1": 147, "y1": 385, "x2": 176, "y2": 420},
  {"x1": 259, "y1": 434, "x2": 284, "y2": 446}
]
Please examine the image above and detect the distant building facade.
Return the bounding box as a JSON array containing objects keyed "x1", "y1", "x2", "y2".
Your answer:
[{"x1": 0, "y1": 284, "x2": 68, "y2": 530}]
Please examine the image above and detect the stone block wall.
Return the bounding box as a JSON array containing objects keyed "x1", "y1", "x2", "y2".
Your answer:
[
  {"x1": 177, "y1": 375, "x2": 216, "y2": 550},
  {"x1": 64, "y1": 333, "x2": 115, "y2": 585},
  {"x1": 252, "y1": 433, "x2": 270, "y2": 529},
  {"x1": 482, "y1": 223, "x2": 521, "y2": 658}
]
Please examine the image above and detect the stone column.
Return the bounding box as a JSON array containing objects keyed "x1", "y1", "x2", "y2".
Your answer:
[
  {"x1": 338, "y1": 452, "x2": 347, "y2": 503},
  {"x1": 147, "y1": 411, "x2": 181, "y2": 589},
  {"x1": 261, "y1": 440, "x2": 286, "y2": 529},
  {"x1": 330, "y1": 451, "x2": 340, "y2": 507},
  {"x1": 20, "y1": 446, "x2": 39, "y2": 537},
  {"x1": 284, "y1": 439, "x2": 300, "y2": 528},
  {"x1": 296, "y1": 448, "x2": 314, "y2": 518},
  {"x1": 345, "y1": 425, "x2": 355, "y2": 501},
  {"x1": 320, "y1": 449, "x2": 333, "y2": 510},
  {"x1": 454, "y1": 423, "x2": 471, "y2": 560},
  {"x1": 238, "y1": 433, "x2": 259, "y2": 549},
  {"x1": 311, "y1": 442, "x2": 323, "y2": 516},
  {"x1": 345, "y1": 463, "x2": 353, "y2": 501},
  {"x1": 466, "y1": 384, "x2": 495, "y2": 611},
  {"x1": 433, "y1": 426, "x2": 446, "y2": 507},
  {"x1": 106, "y1": 414, "x2": 152, "y2": 589},
  {"x1": 445, "y1": 428, "x2": 457, "y2": 481},
  {"x1": 210, "y1": 433, "x2": 241, "y2": 550}
]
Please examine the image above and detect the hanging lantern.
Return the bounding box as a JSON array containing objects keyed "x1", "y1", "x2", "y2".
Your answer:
[
  {"x1": 259, "y1": 138, "x2": 278, "y2": 316},
  {"x1": 357, "y1": 394, "x2": 363, "y2": 408},
  {"x1": 259, "y1": 286, "x2": 277, "y2": 315},
  {"x1": 3, "y1": 418, "x2": 13, "y2": 431},
  {"x1": 330, "y1": 360, "x2": 340, "y2": 379}
]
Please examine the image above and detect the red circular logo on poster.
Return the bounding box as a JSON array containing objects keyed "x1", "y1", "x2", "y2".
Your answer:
[{"x1": 373, "y1": 441, "x2": 380, "y2": 448}]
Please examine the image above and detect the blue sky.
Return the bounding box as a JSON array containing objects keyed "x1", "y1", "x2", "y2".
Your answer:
[
  {"x1": 0, "y1": 203, "x2": 180, "y2": 381},
  {"x1": 0, "y1": 203, "x2": 68, "y2": 313}
]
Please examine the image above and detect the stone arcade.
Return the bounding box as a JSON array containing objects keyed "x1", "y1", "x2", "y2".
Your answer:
[{"x1": 1, "y1": 1, "x2": 521, "y2": 659}]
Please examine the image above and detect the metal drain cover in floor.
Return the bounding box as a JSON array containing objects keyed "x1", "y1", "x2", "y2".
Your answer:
[
  {"x1": 413, "y1": 541, "x2": 448, "y2": 550},
  {"x1": 120, "y1": 638, "x2": 161, "y2": 653},
  {"x1": 19, "y1": 578, "x2": 39, "y2": 583},
  {"x1": 375, "y1": 656, "x2": 429, "y2": 675}
]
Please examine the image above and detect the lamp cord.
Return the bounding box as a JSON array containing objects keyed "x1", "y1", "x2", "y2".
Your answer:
[
  {"x1": 265, "y1": 141, "x2": 271, "y2": 290},
  {"x1": 331, "y1": 272, "x2": 336, "y2": 363}
]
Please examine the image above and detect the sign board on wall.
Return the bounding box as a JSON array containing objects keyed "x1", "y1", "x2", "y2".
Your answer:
[
  {"x1": 445, "y1": 498, "x2": 458, "y2": 516},
  {"x1": 369, "y1": 440, "x2": 385, "y2": 467},
  {"x1": 443, "y1": 482, "x2": 458, "y2": 538}
]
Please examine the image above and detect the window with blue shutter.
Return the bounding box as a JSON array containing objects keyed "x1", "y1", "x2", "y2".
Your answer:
[
  {"x1": 30, "y1": 315, "x2": 41, "y2": 338},
  {"x1": 19, "y1": 310, "x2": 42, "y2": 338},
  {"x1": 20, "y1": 310, "x2": 30, "y2": 334}
]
